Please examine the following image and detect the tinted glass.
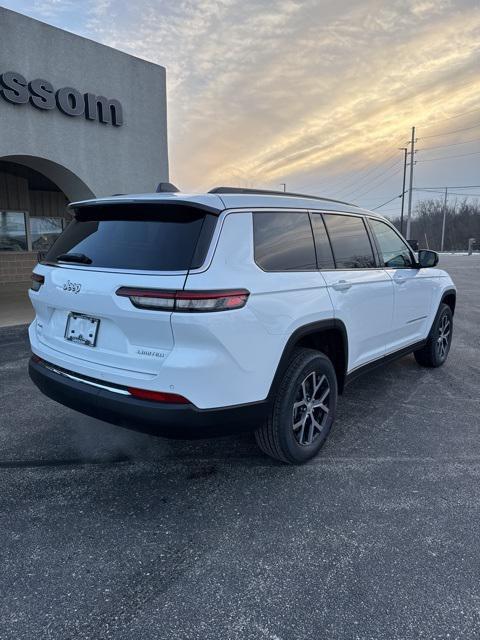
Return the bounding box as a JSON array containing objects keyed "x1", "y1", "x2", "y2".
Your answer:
[
  {"x1": 370, "y1": 218, "x2": 413, "y2": 268},
  {"x1": 253, "y1": 212, "x2": 316, "y2": 271},
  {"x1": 46, "y1": 206, "x2": 217, "y2": 271},
  {"x1": 323, "y1": 214, "x2": 375, "y2": 269},
  {"x1": 310, "y1": 213, "x2": 335, "y2": 269}
]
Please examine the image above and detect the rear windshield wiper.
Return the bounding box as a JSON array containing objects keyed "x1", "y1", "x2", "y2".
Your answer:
[{"x1": 56, "y1": 253, "x2": 93, "y2": 264}]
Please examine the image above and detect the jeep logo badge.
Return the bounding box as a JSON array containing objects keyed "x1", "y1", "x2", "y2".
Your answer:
[{"x1": 63, "y1": 280, "x2": 81, "y2": 294}]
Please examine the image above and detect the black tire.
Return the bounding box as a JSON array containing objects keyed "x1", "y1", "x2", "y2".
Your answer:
[
  {"x1": 255, "y1": 348, "x2": 338, "y2": 464},
  {"x1": 414, "y1": 303, "x2": 453, "y2": 368}
]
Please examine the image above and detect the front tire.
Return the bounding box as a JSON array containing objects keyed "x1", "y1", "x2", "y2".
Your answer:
[
  {"x1": 255, "y1": 348, "x2": 338, "y2": 464},
  {"x1": 414, "y1": 303, "x2": 453, "y2": 368}
]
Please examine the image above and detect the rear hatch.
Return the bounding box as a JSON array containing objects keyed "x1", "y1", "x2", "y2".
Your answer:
[{"x1": 30, "y1": 200, "x2": 218, "y2": 375}]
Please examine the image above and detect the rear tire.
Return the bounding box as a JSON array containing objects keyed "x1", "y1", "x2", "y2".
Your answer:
[
  {"x1": 255, "y1": 348, "x2": 338, "y2": 464},
  {"x1": 414, "y1": 303, "x2": 453, "y2": 368}
]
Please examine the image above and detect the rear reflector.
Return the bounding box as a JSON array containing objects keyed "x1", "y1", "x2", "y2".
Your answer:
[
  {"x1": 116, "y1": 287, "x2": 249, "y2": 312},
  {"x1": 31, "y1": 272, "x2": 45, "y2": 292},
  {"x1": 127, "y1": 387, "x2": 190, "y2": 404}
]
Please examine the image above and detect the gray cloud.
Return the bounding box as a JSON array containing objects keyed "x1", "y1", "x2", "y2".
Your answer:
[{"x1": 4, "y1": 0, "x2": 480, "y2": 208}]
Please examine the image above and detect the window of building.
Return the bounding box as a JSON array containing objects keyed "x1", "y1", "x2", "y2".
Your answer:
[
  {"x1": 323, "y1": 214, "x2": 376, "y2": 269},
  {"x1": 369, "y1": 218, "x2": 414, "y2": 268},
  {"x1": 30, "y1": 217, "x2": 65, "y2": 251},
  {"x1": 0, "y1": 211, "x2": 28, "y2": 251},
  {"x1": 309, "y1": 213, "x2": 335, "y2": 269},
  {"x1": 253, "y1": 211, "x2": 317, "y2": 271}
]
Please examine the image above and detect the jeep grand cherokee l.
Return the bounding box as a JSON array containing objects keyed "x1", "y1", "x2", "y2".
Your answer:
[{"x1": 28, "y1": 187, "x2": 456, "y2": 464}]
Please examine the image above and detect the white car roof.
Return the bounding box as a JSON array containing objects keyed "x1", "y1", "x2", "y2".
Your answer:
[{"x1": 70, "y1": 190, "x2": 380, "y2": 218}]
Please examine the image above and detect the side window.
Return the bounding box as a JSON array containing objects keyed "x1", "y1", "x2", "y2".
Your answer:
[
  {"x1": 253, "y1": 211, "x2": 316, "y2": 271},
  {"x1": 323, "y1": 214, "x2": 376, "y2": 269},
  {"x1": 369, "y1": 219, "x2": 414, "y2": 268},
  {"x1": 310, "y1": 213, "x2": 335, "y2": 269}
]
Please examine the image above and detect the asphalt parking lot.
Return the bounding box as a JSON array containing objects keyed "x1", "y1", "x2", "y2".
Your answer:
[{"x1": 1, "y1": 254, "x2": 479, "y2": 640}]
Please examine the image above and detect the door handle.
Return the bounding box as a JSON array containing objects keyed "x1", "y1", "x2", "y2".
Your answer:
[
  {"x1": 394, "y1": 276, "x2": 406, "y2": 284},
  {"x1": 332, "y1": 280, "x2": 352, "y2": 292}
]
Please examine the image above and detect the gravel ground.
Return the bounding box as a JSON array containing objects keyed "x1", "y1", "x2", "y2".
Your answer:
[{"x1": 0, "y1": 254, "x2": 479, "y2": 639}]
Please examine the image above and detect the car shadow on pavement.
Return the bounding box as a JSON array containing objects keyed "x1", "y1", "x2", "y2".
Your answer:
[{"x1": 1, "y1": 352, "x2": 433, "y2": 472}]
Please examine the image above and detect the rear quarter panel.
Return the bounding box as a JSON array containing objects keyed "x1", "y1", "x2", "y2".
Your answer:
[{"x1": 172, "y1": 211, "x2": 335, "y2": 408}]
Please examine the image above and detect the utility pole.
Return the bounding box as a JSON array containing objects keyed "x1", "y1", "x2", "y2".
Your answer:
[
  {"x1": 399, "y1": 147, "x2": 408, "y2": 235},
  {"x1": 406, "y1": 126, "x2": 415, "y2": 240},
  {"x1": 440, "y1": 187, "x2": 448, "y2": 252}
]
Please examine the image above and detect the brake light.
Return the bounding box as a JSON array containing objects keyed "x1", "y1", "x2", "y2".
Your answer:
[
  {"x1": 127, "y1": 387, "x2": 190, "y2": 404},
  {"x1": 31, "y1": 273, "x2": 45, "y2": 292},
  {"x1": 116, "y1": 287, "x2": 249, "y2": 312}
]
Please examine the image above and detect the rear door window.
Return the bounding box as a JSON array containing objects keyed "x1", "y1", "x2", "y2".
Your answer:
[
  {"x1": 253, "y1": 211, "x2": 317, "y2": 271},
  {"x1": 323, "y1": 214, "x2": 376, "y2": 269},
  {"x1": 45, "y1": 204, "x2": 217, "y2": 271}
]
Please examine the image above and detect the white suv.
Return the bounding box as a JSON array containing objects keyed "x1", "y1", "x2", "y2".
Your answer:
[{"x1": 28, "y1": 187, "x2": 456, "y2": 463}]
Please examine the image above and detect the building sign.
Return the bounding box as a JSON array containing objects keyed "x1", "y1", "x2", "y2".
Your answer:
[{"x1": 0, "y1": 71, "x2": 123, "y2": 126}]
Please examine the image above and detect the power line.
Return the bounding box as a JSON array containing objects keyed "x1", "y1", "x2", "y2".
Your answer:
[
  {"x1": 334, "y1": 151, "x2": 402, "y2": 196},
  {"x1": 294, "y1": 139, "x2": 407, "y2": 195},
  {"x1": 419, "y1": 106, "x2": 480, "y2": 129},
  {"x1": 371, "y1": 194, "x2": 402, "y2": 210},
  {"x1": 416, "y1": 150, "x2": 480, "y2": 163},
  {"x1": 345, "y1": 158, "x2": 400, "y2": 197},
  {"x1": 421, "y1": 189, "x2": 480, "y2": 198},
  {"x1": 419, "y1": 137, "x2": 480, "y2": 152},
  {"x1": 414, "y1": 190, "x2": 480, "y2": 197},
  {"x1": 414, "y1": 184, "x2": 480, "y2": 189},
  {"x1": 370, "y1": 184, "x2": 480, "y2": 213},
  {"x1": 353, "y1": 166, "x2": 403, "y2": 200},
  {"x1": 419, "y1": 122, "x2": 480, "y2": 140}
]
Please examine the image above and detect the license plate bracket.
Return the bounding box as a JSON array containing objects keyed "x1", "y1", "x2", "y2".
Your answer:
[{"x1": 64, "y1": 313, "x2": 100, "y2": 347}]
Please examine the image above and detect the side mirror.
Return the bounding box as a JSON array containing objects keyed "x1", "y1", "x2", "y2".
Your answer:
[{"x1": 418, "y1": 249, "x2": 439, "y2": 268}]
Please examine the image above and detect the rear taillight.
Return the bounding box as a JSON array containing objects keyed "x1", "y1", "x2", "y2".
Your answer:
[
  {"x1": 116, "y1": 287, "x2": 249, "y2": 312},
  {"x1": 31, "y1": 273, "x2": 45, "y2": 292},
  {"x1": 127, "y1": 387, "x2": 190, "y2": 404}
]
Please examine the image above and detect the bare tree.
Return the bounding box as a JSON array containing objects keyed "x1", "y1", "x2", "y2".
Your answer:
[{"x1": 390, "y1": 199, "x2": 480, "y2": 251}]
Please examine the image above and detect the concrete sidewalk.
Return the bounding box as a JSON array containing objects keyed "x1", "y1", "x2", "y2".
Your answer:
[{"x1": 0, "y1": 282, "x2": 34, "y2": 328}]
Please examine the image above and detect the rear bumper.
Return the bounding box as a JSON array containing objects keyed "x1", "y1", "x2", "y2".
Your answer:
[{"x1": 28, "y1": 356, "x2": 269, "y2": 438}]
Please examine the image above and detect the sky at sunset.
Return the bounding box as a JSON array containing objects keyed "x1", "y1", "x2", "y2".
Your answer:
[{"x1": 3, "y1": 0, "x2": 480, "y2": 217}]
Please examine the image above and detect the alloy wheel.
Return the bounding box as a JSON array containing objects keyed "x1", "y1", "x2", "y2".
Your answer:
[
  {"x1": 437, "y1": 314, "x2": 451, "y2": 360},
  {"x1": 292, "y1": 370, "x2": 330, "y2": 446}
]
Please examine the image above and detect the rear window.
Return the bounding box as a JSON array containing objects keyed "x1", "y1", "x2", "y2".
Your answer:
[{"x1": 45, "y1": 204, "x2": 217, "y2": 271}]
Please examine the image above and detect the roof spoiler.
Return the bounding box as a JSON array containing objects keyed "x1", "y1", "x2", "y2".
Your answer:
[{"x1": 69, "y1": 199, "x2": 222, "y2": 216}]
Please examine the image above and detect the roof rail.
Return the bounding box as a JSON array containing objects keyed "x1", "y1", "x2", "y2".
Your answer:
[{"x1": 208, "y1": 186, "x2": 357, "y2": 208}]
